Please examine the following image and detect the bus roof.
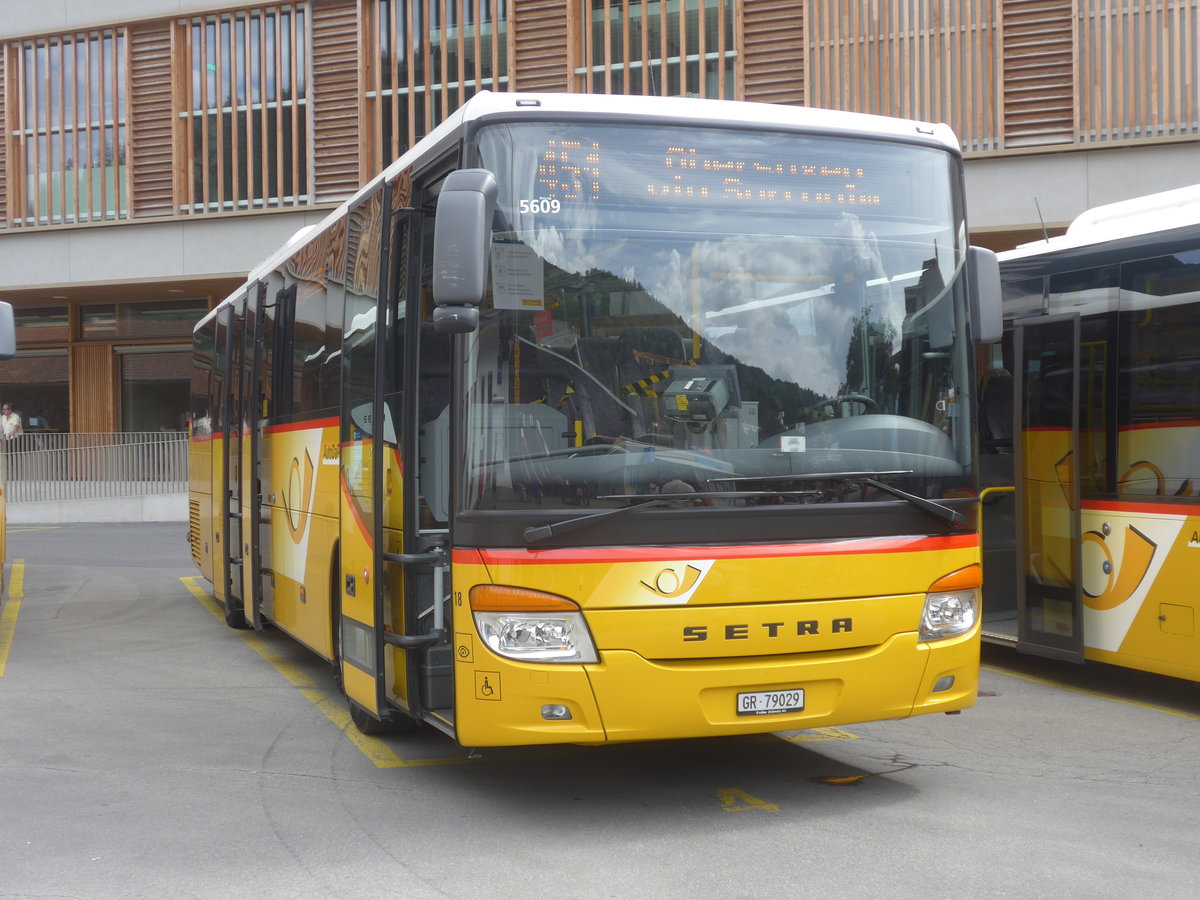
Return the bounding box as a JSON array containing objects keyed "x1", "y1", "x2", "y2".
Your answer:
[
  {"x1": 1000, "y1": 183, "x2": 1200, "y2": 263},
  {"x1": 200, "y1": 91, "x2": 962, "y2": 330}
]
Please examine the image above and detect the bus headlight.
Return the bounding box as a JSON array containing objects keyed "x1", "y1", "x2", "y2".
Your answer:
[
  {"x1": 919, "y1": 565, "x2": 981, "y2": 642},
  {"x1": 470, "y1": 585, "x2": 599, "y2": 664},
  {"x1": 920, "y1": 589, "x2": 979, "y2": 641}
]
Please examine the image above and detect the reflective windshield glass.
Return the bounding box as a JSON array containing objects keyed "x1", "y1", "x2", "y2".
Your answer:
[{"x1": 460, "y1": 121, "x2": 975, "y2": 514}]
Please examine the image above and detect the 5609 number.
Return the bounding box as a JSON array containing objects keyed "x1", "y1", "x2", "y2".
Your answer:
[{"x1": 518, "y1": 197, "x2": 562, "y2": 214}]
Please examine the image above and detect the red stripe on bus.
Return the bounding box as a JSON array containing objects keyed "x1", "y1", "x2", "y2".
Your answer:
[
  {"x1": 263, "y1": 417, "x2": 339, "y2": 436},
  {"x1": 1118, "y1": 420, "x2": 1200, "y2": 431},
  {"x1": 340, "y1": 472, "x2": 374, "y2": 551},
  {"x1": 456, "y1": 533, "x2": 978, "y2": 567},
  {"x1": 1081, "y1": 498, "x2": 1198, "y2": 517}
]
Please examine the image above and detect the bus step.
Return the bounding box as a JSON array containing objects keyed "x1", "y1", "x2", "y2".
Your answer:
[{"x1": 420, "y1": 644, "x2": 454, "y2": 710}]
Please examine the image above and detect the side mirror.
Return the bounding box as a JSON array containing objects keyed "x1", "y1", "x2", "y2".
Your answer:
[
  {"x1": 967, "y1": 246, "x2": 1002, "y2": 344},
  {"x1": 432, "y1": 169, "x2": 498, "y2": 335},
  {"x1": 0, "y1": 302, "x2": 15, "y2": 359}
]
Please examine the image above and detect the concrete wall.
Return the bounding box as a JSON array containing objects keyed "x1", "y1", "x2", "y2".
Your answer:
[
  {"x1": 965, "y1": 140, "x2": 1200, "y2": 234},
  {"x1": 0, "y1": 211, "x2": 326, "y2": 294},
  {"x1": 8, "y1": 492, "x2": 188, "y2": 524}
]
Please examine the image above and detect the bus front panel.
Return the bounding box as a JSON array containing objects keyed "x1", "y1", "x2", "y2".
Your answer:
[{"x1": 451, "y1": 539, "x2": 979, "y2": 747}]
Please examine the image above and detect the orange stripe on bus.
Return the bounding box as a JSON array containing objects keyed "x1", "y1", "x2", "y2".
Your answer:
[
  {"x1": 340, "y1": 471, "x2": 374, "y2": 551},
  {"x1": 1081, "y1": 498, "x2": 1197, "y2": 517},
  {"x1": 457, "y1": 533, "x2": 977, "y2": 566},
  {"x1": 263, "y1": 416, "x2": 339, "y2": 436}
]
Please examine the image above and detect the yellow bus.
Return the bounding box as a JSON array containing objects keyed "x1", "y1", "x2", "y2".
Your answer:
[
  {"x1": 982, "y1": 185, "x2": 1200, "y2": 681},
  {"x1": 189, "y1": 91, "x2": 1002, "y2": 745},
  {"x1": 0, "y1": 300, "x2": 16, "y2": 604}
]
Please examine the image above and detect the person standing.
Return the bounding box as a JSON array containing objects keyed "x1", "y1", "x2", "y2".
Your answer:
[{"x1": 1, "y1": 403, "x2": 22, "y2": 439}]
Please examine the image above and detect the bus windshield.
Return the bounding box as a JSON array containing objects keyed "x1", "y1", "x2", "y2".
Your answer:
[{"x1": 459, "y1": 120, "x2": 975, "y2": 515}]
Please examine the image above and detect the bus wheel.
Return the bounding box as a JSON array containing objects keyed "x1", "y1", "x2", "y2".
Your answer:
[{"x1": 223, "y1": 598, "x2": 248, "y2": 630}]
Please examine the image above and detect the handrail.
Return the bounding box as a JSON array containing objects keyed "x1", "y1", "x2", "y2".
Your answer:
[{"x1": 1, "y1": 432, "x2": 188, "y2": 503}]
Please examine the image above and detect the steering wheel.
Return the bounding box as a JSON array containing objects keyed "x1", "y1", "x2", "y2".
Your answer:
[{"x1": 804, "y1": 394, "x2": 881, "y2": 420}]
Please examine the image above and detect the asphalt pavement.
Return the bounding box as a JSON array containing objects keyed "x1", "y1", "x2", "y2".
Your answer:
[{"x1": 2, "y1": 522, "x2": 1199, "y2": 899}]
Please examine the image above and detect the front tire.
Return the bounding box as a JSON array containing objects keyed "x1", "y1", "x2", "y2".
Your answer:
[
  {"x1": 223, "y1": 597, "x2": 248, "y2": 629},
  {"x1": 348, "y1": 700, "x2": 417, "y2": 736},
  {"x1": 331, "y1": 552, "x2": 417, "y2": 736}
]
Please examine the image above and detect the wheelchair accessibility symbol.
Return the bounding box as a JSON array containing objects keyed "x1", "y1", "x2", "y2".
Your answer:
[{"x1": 475, "y1": 671, "x2": 501, "y2": 701}]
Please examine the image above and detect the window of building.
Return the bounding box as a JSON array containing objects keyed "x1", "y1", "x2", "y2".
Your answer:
[
  {"x1": 365, "y1": 1, "x2": 510, "y2": 174},
  {"x1": 9, "y1": 28, "x2": 128, "y2": 226},
  {"x1": 80, "y1": 299, "x2": 209, "y2": 341},
  {"x1": 577, "y1": 0, "x2": 736, "y2": 98},
  {"x1": 179, "y1": 4, "x2": 309, "y2": 212},
  {"x1": 0, "y1": 351, "x2": 69, "y2": 433},
  {"x1": 119, "y1": 347, "x2": 192, "y2": 432},
  {"x1": 14, "y1": 306, "x2": 70, "y2": 345}
]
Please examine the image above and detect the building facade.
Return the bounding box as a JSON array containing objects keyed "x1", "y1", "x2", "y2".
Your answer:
[{"x1": 2, "y1": 0, "x2": 1198, "y2": 433}]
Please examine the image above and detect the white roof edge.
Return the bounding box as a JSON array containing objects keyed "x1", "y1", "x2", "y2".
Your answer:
[
  {"x1": 1001, "y1": 183, "x2": 1200, "y2": 261},
  {"x1": 448, "y1": 90, "x2": 960, "y2": 148}
]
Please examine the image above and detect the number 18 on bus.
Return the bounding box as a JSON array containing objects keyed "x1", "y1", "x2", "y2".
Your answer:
[{"x1": 189, "y1": 92, "x2": 1002, "y2": 745}]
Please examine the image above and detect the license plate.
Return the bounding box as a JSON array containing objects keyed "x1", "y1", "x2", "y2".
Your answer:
[{"x1": 736, "y1": 688, "x2": 805, "y2": 716}]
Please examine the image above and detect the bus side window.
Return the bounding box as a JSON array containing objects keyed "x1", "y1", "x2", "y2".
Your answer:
[{"x1": 1119, "y1": 252, "x2": 1200, "y2": 499}]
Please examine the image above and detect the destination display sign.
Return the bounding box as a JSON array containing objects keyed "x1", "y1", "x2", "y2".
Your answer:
[{"x1": 528, "y1": 135, "x2": 913, "y2": 213}]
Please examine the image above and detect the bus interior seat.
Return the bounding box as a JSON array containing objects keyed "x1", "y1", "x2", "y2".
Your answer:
[{"x1": 979, "y1": 370, "x2": 1013, "y2": 452}]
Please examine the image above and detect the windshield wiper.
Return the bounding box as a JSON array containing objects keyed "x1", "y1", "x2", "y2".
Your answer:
[
  {"x1": 523, "y1": 499, "x2": 669, "y2": 545},
  {"x1": 853, "y1": 477, "x2": 968, "y2": 530},
  {"x1": 708, "y1": 470, "x2": 915, "y2": 485},
  {"x1": 600, "y1": 490, "x2": 823, "y2": 503},
  {"x1": 707, "y1": 471, "x2": 969, "y2": 530}
]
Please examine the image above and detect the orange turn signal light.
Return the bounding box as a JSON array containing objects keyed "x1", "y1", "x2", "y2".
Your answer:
[
  {"x1": 928, "y1": 564, "x2": 982, "y2": 593},
  {"x1": 469, "y1": 584, "x2": 580, "y2": 613}
]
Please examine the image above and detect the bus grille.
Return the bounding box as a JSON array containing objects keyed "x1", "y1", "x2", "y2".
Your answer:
[{"x1": 188, "y1": 500, "x2": 202, "y2": 566}]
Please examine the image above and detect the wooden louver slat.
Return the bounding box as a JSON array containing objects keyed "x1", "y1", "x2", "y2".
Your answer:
[
  {"x1": 742, "y1": 0, "x2": 805, "y2": 105},
  {"x1": 311, "y1": 0, "x2": 361, "y2": 201},
  {"x1": 0, "y1": 47, "x2": 8, "y2": 229},
  {"x1": 1002, "y1": 0, "x2": 1075, "y2": 146},
  {"x1": 129, "y1": 23, "x2": 175, "y2": 218},
  {"x1": 512, "y1": 0, "x2": 568, "y2": 92}
]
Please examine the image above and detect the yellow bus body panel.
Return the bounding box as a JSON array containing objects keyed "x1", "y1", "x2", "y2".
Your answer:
[
  {"x1": 187, "y1": 435, "x2": 214, "y2": 584},
  {"x1": 259, "y1": 421, "x2": 341, "y2": 659},
  {"x1": 1019, "y1": 425, "x2": 1200, "y2": 682},
  {"x1": 452, "y1": 538, "x2": 980, "y2": 747},
  {"x1": 1079, "y1": 500, "x2": 1200, "y2": 682}
]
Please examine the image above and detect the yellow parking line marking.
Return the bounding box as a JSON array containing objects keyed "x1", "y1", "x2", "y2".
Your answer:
[
  {"x1": 982, "y1": 663, "x2": 1200, "y2": 721},
  {"x1": 179, "y1": 577, "x2": 866, "y2": 766},
  {"x1": 718, "y1": 788, "x2": 779, "y2": 813},
  {"x1": 180, "y1": 577, "x2": 486, "y2": 768},
  {"x1": 782, "y1": 726, "x2": 860, "y2": 743},
  {"x1": 8, "y1": 526, "x2": 61, "y2": 533},
  {"x1": 0, "y1": 559, "x2": 25, "y2": 677}
]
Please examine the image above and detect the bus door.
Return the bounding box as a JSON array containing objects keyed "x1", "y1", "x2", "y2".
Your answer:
[
  {"x1": 1013, "y1": 314, "x2": 1085, "y2": 661},
  {"x1": 217, "y1": 302, "x2": 247, "y2": 628},
  {"x1": 338, "y1": 182, "x2": 425, "y2": 730},
  {"x1": 239, "y1": 282, "x2": 268, "y2": 629}
]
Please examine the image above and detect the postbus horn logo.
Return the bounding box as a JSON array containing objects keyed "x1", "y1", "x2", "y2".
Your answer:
[
  {"x1": 283, "y1": 449, "x2": 316, "y2": 544},
  {"x1": 641, "y1": 564, "x2": 704, "y2": 599},
  {"x1": 1081, "y1": 523, "x2": 1156, "y2": 611}
]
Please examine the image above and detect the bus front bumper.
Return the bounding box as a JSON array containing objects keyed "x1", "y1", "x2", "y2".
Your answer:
[{"x1": 453, "y1": 628, "x2": 979, "y2": 747}]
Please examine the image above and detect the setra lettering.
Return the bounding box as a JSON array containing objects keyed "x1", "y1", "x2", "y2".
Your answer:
[{"x1": 681, "y1": 618, "x2": 854, "y2": 642}]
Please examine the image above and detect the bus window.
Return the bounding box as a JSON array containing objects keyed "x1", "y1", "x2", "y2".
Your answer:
[
  {"x1": 1048, "y1": 265, "x2": 1119, "y2": 316},
  {"x1": 1118, "y1": 251, "x2": 1200, "y2": 498},
  {"x1": 1002, "y1": 276, "x2": 1045, "y2": 319}
]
